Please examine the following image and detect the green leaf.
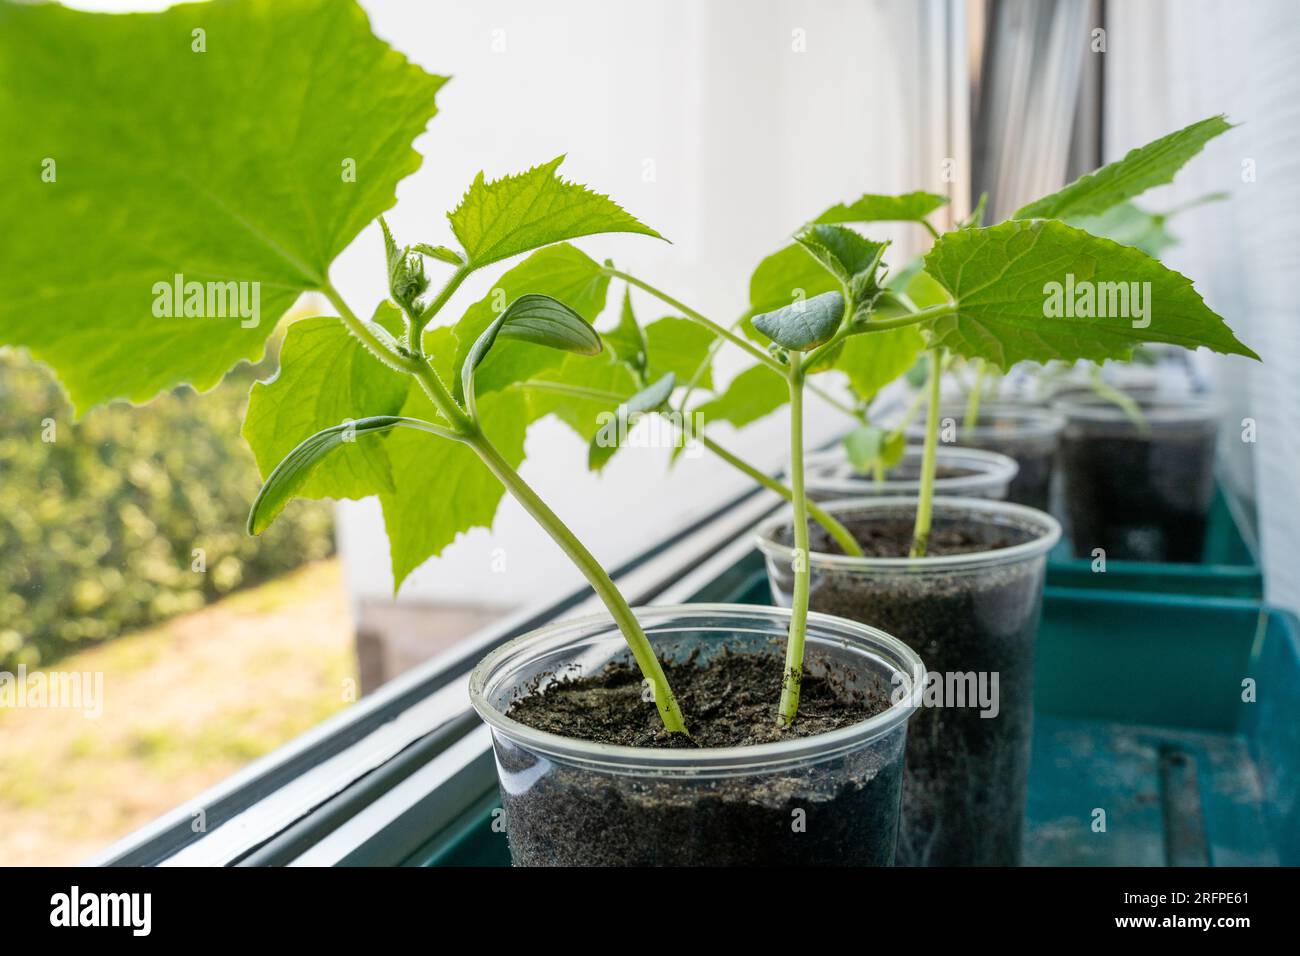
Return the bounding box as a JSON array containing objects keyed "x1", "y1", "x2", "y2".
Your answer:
[
  {"x1": 446, "y1": 244, "x2": 610, "y2": 400},
  {"x1": 0, "y1": 0, "x2": 446, "y2": 413},
  {"x1": 816, "y1": 191, "x2": 949, "y2": 225},
  {"x1": 795, "y1": 224, "x2": 887, "y2": 288},
  {"x1": 923, "y1": 219, "x2": 1259, "y2": 367},
  {"x1": 695, "y1": 364, "x2": 789, "y2": 430},
  {"x1": 588, "y1": 373, "x2": 676, "y2": 471},
  {"x1": 448, "y1": 156, "x2": 663, "y2": 269},
  {"x1": 752, "y1": 291, "x2": 845, "y2": 351},
  {"x1": 842, "y1": 424, "x2": 906, "y2": 475},
  {"x1": 603, "y1": 289, "x2": 649, "y2": 376},
  {"x1": 243, "y1": 315, "x2": 410, "y2": 506},
  {"x1": 645, "y1": 317, "x2": 716, "y2": 390},
  {"x1": 459, "y1": 294, "x2": 601, "y2": 412},
  {"x1": 834, "y1": 325, "x2": 926, "y2": 400},
  {"x1": 370, "y1": 301, "x2": 408, "y2": 340},
  {"x1": 380, "y1": 388, "x2": 527, "y2": 591},
  {"x1": 1070, "y1": 202, "x2": 1176, "y2": 259},
  {"x1": 249, "y1": 415, "x2": 445, "y2": 536},
  {"x1": 1013, "y1": 115, "x2": 1232, "y2": 221},
  {"x1": 900, "y1": 270, "x2": 952, "y2": 309}
]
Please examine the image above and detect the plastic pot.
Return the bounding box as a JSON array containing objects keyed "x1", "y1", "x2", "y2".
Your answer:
[
  {"x1": 756, "y1": 498, "x2": 1061, "y2": 866},
  {"x1": 905, "y1": 404, "x2": 1065, "y2": 511},
  {"x1": 804, "y1": 445, "x2": 1017, "y2": 503},
  {"x1": 1053, "y1": 390, "x2": 1218, "y2": 562},
  {"x1": 470, "y1": 603, "x2": 925, "y2": 866}
]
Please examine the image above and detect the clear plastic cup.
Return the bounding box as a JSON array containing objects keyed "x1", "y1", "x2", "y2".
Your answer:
[
  {"x1": 804, "y1": 444, "x2": 1018, "y2": 502},
  {"x1": 904, "y1": 404, "x2": 1065, "y2": 511},
  {"x1": 1053, "y1": 390, "x2": 1219, "y2": 562},
  {"x1": 470, "y1": 603, "x2": 924, "y2": 866},
  {"x1": 756, "y1": 497, "x2": 1061, "y2": 866}
]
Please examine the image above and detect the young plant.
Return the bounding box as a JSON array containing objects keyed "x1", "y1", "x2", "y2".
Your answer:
[
  {"x1": 0, "y1": 0, "x2": 695, "y2": 734},
  {"x1": 593, "y1": 115, "x2": 1256, "y2": 723}
]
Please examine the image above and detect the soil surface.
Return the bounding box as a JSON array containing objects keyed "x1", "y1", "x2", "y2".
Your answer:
[
  {"x1": 508, "y1": 649, "x2": 885, "y2": 748},
  {"x1": 769, "y1": 506, "x2": 1047, "y2": 865},
  {"x1": 1059, "y1": 420, "x2": 1215, "y2": 561},
  {"x1": 496, "y1": 647, "x2": 906, "y2": 866}
]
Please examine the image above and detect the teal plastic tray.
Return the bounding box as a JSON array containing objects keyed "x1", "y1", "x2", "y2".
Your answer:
[
  {"x1": 419, "y1": 560, "x2": 1297, "y2": 867},
  {"x1": 1046, "y1": 488, "x2": 1262, "y2": 598}
]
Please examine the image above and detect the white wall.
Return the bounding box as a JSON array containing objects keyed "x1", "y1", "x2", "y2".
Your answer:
[{"x1": 1104, "y1": 0, "x2": 1300, "y2": 613}]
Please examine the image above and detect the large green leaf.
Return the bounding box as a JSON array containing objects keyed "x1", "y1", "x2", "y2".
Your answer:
[
  {"x1": 448, "y1": 156, "x2": 663, "y2": 269},
  {"x1": 644, "y1": 317, "x2": 716, "y2": 390},
  {"x1": 243, "y1": 312, "x2": 409, "y2": 504},
  {"x1": 0, "y1": 0, "x2": 446, "y2": 413},
  {"x1": 1013, "y1": 115, "x2": 1232, "y2": 221},
  {"x1": 816, "y1": 191, "x2": 949, "y2": 225},
  {"x1": 694, "y1": 364, "x2": 789, "y2": 430},
  {"x1": 923, "y1": 220, "x2": 1258, "y2": 367},
  {"x1": 446, "y1": 244, "x2": 610, "y2": 399},
  {"x1": 380, "y1": 388, "x2": 528, "y2": 591}
]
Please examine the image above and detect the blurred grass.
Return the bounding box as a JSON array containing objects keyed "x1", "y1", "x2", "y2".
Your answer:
[
  {"x1": 0, "y1": 300, "x2": 335, "y2": 671},
  {"x1": 0, "y1": 558, "x2": 353, "y2": 866}
]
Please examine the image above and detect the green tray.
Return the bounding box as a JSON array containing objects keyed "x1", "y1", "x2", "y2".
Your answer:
[
  {"x1": 1046, "y1": 488, "x2": 1262, "y2": 598},
  {"x1": 419, "y1": 560, "x2": 1297, "y2": 867}
]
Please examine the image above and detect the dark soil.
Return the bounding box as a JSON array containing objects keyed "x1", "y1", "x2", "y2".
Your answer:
[
  {"x1": 1059, "y1": 420, "x2": 1215, "y2": 561},
  {"x1": 508, "y1": 648, "x2": 884, "y2": 748},
  {"x1": 770, "y1": 506, "x2": 1048, "y2": 865},
  {"x1": 958, "y1": 427, "x2": 1055, "y2": 512},
  {"x1": 496, "y1": 648, "x2": 906, "y2": 866}
]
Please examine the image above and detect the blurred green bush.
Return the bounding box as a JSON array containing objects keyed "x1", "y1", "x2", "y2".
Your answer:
[{"x1": 0, "y1": 338, "x2": 334, "y2": 669}]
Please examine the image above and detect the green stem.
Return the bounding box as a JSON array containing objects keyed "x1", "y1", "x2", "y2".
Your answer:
[
  {"x1": 777, "y1": 353, "x2": 809, "y2": 726},
  {"x1": 963, "y1": 358, "x2": 986, "y2": 431},
  {"x1": 327, "y1": 281, "x2": 686, "y2": 733},
  {"x1": 1088, "y1": 366, "x2": 1150, "y2": 434},
  {"x1": 470, "y1": 431, "x2": 688, "y2": 734},
  {"x1": 322, "y1": 282, "x2": 422, "y2": 377},
  {"x1": 909, "y1": 348, "x2": 944, "y2": 558},
  {"x1": 604, "y1": 267, "x2": 786, "y2": 374},
  {"x1": 700, "y1": 435, "x2": 863, "y2": 558}
]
